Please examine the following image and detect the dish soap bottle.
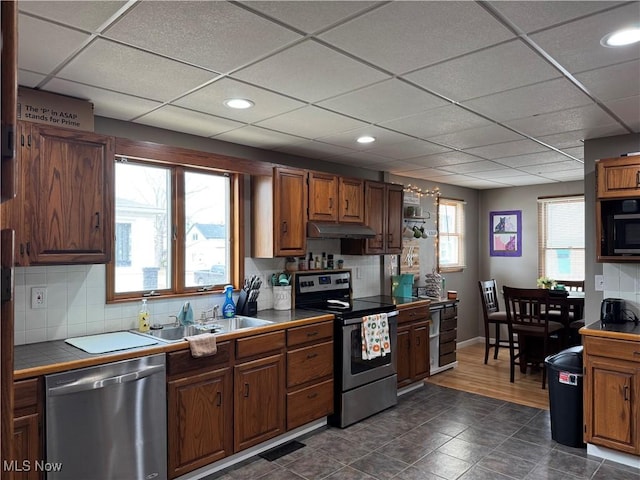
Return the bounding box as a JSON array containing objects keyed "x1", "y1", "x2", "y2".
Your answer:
[
  {"x1": 138, "y1": 298, "x2": 150, "y2": 332},
  {"x1": 222, "y1": 285, "x2": 236, "y2": 318}
]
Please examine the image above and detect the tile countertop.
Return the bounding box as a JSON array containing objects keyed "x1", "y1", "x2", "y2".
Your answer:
[
  {"x1": 13, "y1": 309, "x2": 332, "y2": 380},
  {"x1": 580, "y1": 319, "x2": 640, "y2": 342}
]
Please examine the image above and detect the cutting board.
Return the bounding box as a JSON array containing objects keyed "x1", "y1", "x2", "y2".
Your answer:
[{"x1": 65, "y1": 332, "x2": 158, "y2": 354}]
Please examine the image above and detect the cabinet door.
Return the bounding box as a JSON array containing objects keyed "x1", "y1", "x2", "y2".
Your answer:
[
  {"x1": 274, "y1": 167, "x2": 307, "y2": 256},
  {"x1": 413, "y1": 321, "x2": 430, "y2": 380},
  {"x1": 396, "y1": 326, "x2": 412, "y2": 386},
  {"x1": 168, "y1": 368, "x2": 233, "y2": 478},
  {"x1": 596, "y1": 156, "x2": 640, "y2": 199},
  {"x1": 386, "y1": 184, "x2": 403, "y2": 253},
  {"x1": 28, "y1": 125, "x2": 114, "y2": 264},
  {"x1": 13, "y1": 414, "x2": 41, "y2": 480},
  {"x1": 339, "y1": 177, "x2": 364, "y2": 223},
  {"x1": 234, "y1": 354, "x2": 285, "y2": 452},
  {"x1": 364, "y1": 181, "x2": 385, "y2": 253},
  {"x1": 308, "y1": 172, "x2": 338, "y2": 222},
  {"x1": 585, "y1": 356, "x2": 639, "y2": 454}
]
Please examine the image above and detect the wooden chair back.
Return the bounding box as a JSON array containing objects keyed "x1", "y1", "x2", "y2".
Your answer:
[
  {"x1": 502, "y1": 286, "x2": 554, "y2": 335},
  {"x1": 556, "y1": 280, "x2": 584, "y2": 292},
  {"x1": 478, "y1": 279, "x2": 501, "y2": 318}
]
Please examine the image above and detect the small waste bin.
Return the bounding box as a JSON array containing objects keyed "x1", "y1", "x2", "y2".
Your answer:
[{"x1": 545, "y1": 346, "x2": 584, "y2": 448}]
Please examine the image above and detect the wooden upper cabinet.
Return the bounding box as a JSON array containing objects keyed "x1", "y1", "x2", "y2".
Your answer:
[
  {"x1": 339, "y1": 177, "x2": 364, "y2": 223},
  {"x1": 596, "y1": 156, "x2": 640, "y2": 199},
  {"x1": 308, "y1": 172, "x2": 338, "y2": 222},
  {"x1": 14, "y1": 123, "x2": 114, "y2": 264},
  {"x1": 386, "y1": 183, "x2": 403, "y2": 253},
  {"x1": 365, "y1": 181, "x2": 386, "y2": 253},
  {"x1": 252, "y1": 166, "x2": 307, "y2": 258}
]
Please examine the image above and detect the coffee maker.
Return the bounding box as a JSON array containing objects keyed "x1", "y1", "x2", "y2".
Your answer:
[{"x1": 600, "y1": 298, "x2": 625, "y2": 324}]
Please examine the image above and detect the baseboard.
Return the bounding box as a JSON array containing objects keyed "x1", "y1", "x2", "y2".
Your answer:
[
  {"x1": 457, "y1": 336, "x2": 483, "y2": 349},
  {"x1": 587, "y1": 444, "x2": 640, "y2": 470}
]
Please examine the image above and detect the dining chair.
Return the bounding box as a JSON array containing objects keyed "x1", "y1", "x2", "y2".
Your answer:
[
  {"x1": 478, "y1": 279, "x2": 510, "y2": 364},
  {"x1": 555, "y1": 280, "x2": 584, "y2": 292},
  {"x1": 502, "y1": 286, "x2": 565, "y2": 389},
  {"x1": 550, "y1": 279, "x2": 585, "y2": 345}
]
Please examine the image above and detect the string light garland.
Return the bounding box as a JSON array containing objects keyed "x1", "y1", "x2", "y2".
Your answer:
[{"x1": 403, "y1": 184, "x2": 441, "y2": 198}]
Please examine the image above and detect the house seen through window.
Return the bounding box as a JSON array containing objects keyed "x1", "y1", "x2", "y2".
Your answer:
[{"x1": 438, "y1": 198, "x2": 466, "y2": 272}]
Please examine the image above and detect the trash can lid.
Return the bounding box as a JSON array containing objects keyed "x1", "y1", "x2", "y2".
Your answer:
[{"x1": 545, "y1": 345, "x2": 583, "y2": 373}]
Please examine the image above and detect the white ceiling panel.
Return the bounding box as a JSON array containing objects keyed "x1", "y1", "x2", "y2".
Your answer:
[
  {"x1": 274, "y1": 140, "x2": 356, "y2": 160},
  {"x1": 425, "y1": 124, "x2": 523, "y2": 150},
  {"x1": 404, "y1": 40, "x2": 561, "y2": 101},
  {"x1": 19, "y1": 1, "x2": 128, "y2": 31},
  {"x1": 576, "y1": 60, "x2": 640, "y2": 101},
  {"x1": 469, "y1": 168, "x2": 528, "y2": 179},
  {"x1": 496, "y1": 175, "x2": 557, "y2": 186},
  {"x1": 255, "y1": 106, "x2": 368, "y2": 139},
  {"x1": 173, "y1": 78, "x2": 305, "y2": 123},
  {"x1": 530, "y1": 3, "x2": 640, "y2": 73},
  {"x1": 56, "y1": 39, "x2": 216, "y2": 102},
  {"x1": 495, "y1": 151, "x2": 577, "y2": 168},
  {"x1": 363, "y1": 138, "x2": 451, "y2": 160},
  {"x1": 449, "y1": 178, "x2": 510, "y2": 189},
  {"x1": 404, "y1": 151, "x2": 484, "y2": 169},
  {"x1": 607, "y1": 96, "x2": 640, "y2": 132},
  {"x1": 18, "y1": 14, "x2": 90, "y2": 74},
  {"x1": 438, "y1": 160, "x2": 507, "y2": 174},
  {"x1": 213, "y1": 126, "x2": 303, "y2": 149},
  {"x1": 328, "y1": 150, "x2": 394, "y2": 167},
  {"x1": 316, "y1": 126, "x2": 420, "y2": 151},
  {"x1": 319, "y1": 1, "x2": 513, "y2": 73},
  {"x1": 135, "y1": 105, "x2": 244, "y2": 138},
  {"x1": 232, "y1": 40, "x2": 389, "y2": 103},
  {"x1": 317, "y1": 79, "x2": 448, "y2": 124},
  {"x1": 381, "y1": 105, "x2": 491, "y2": 139},
  {"x1": 518, "y1": 160, "x2": 582, "y2": 174},
  {"x1": 18, "y1": 70, "x2": 46, "y2": 88},
  {"x1": 104, "y1": 1, "x2": 301, "y2": 73},
  {"x1": 463, "y1": 139, "x2": 549, "y2": 159},
  {"x1": 44, "y1": 79, "x2": 161, "y2": 121}
]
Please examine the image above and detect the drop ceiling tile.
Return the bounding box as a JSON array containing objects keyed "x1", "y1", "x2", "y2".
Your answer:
[
  {"x1": 537, "y1": 130, "x2": 590, "y2": 149},
  {"x1": 561, "y1": 147, "x2": 584, "y2": 160},
  {"x1": 378, "y1": 160, "x2": 435, "y2": 174},
  {"x1": 506, "y1": 104, "x2": 625, "y2": 138},
  {"x1": 405, "y1": 40, "x2": 560, "y2": 101},
  {"x1": 255, "y1": 106, "x2": 368, "y2": 139},
  {"x1": 575, "y1": 60, "x2": 640, "y2": 102},
  {"x1": 319, "y1": 1, "x2": 513, "y2": 73},
  {"x1": 317, "y1": 79, "x2": 447, "y2": 124},
  {"x1": 463, "y1": 139, "x2": 549, "y2": 159},
  {"x1": 173, "y1": 78, "x2": 305, "y2": 123},
  {"x1": 606, "y1": 96, "x2": 640, "y2": 132},
  {"x1": 470, "y1": 168, "x2": 529, "y2": 179},
  {"x1": 495, "y1": 150, "x2": 576, "y2": 168},
  {"x1": 240, "y1": 1, "x2": 378, "y2": 33},
  {"x1": 213, "y1": 125, "x2": 303, "y2": 149},
  {"x1": 380, "y1": 105, "x2": 491, "y2": 139},
  {"x1": 497, "y1": 175, "x2": 557, "y2": 186},
  {"x1": 327, "y1": 150, "x2": 393, "y2": 167},
  {"x1": 18, "y1": 70, "x2": 46, "y2": 88},
  {"x1": 274, "y1": 140, "x2": 356, "y2": 160},
  {"x1": 57, "y1": 39, "x2": 216, "y2": 102},
  {"x1": 450, "y1": 178, "x2": 509, "y2": 189},
  {"x1": 518, "y1": 160, "x2": 582, "y2": 174},
  {"x1": 233, "y1": 40, "x2": 389, "y2": 103},
  {"x1": 316, "y1": 126, "x2": 417, "y2": 151},
  {"x1": 540, "y1": 170, "x2": 584, "y2": 182},
  {"x1": 135, "y1": 106, "x2": 244, "y2": 138},
  {"x1": 44, "y1": 78, "x2": 162, "y2": 121},
  {"x1": 398, "y1": 169, "x2": 457, "y2": 181},
  {"x1": 438, "y1": 160, "x2": 506, "y2": 174},
  {"x1": 104, "y1": 1, "x2": 301, "y2": 73},
  {"x1": 530, "y1": 3, "x2": 640, "y2": 73},
  {"x1": 488, "y1": 1, "x2": 623, "y2": 34},
  {"x1": 18, "y1": 14, "x2": 90, "y2": 73},
  {"x1": 404, "y1": 151, "x2": 483, "y2": 168},
  {"x1": 463, "y1": 78, "x2": 593, "y2": 122},
  {"x1": 426, "y1": 124, "x2": 523, "y2": 150},
  {"x1": 364, "y1": 138, "x2": 451, "y2": 160},
  {"x1": 19, "y1": 1, "x2": 128, "y2": 31}
]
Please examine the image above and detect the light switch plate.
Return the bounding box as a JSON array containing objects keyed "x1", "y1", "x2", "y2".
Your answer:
[
  {"x1": 595, "y1": 275, "x2": 604, "y2": 291},
  {"x1": 31, "y1": 286, "x2": 47, "y2": 309}
]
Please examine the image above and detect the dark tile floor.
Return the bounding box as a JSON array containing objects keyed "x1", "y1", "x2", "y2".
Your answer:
[{"x1": 205, "y1": 384, "x2": 639, "y2": 480}]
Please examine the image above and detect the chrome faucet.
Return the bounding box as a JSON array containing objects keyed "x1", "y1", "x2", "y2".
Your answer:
[
  {"x1": 213, "y1": 305, "x2": 220, "y2": 320},
  {"x1": 169, "y1": 315, "x2": 179, "y2": 327}
]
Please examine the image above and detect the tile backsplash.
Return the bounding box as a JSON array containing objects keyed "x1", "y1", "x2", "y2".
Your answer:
[
  {"x1": 14, "y1": 239, "x2": 384, "y2": 345},
  {"x1": 603, "y1": 263, "x2": 640, "y2": 319}
]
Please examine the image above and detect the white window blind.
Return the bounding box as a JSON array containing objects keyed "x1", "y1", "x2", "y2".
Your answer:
[
  {"x1": 438, "y1": 198, "x2": 466, "y2": 272},
  {"x1": 538, "y1": 195, "x2": 585, "y2": 281}
]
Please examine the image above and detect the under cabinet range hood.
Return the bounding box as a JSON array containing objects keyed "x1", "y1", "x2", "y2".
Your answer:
[{"x1": 307, "y1": 222, "x2": 376, "y2": 239}]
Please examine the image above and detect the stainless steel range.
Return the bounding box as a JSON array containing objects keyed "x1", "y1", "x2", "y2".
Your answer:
[{"x1": 294, "y1": 270, "x2": 398, "y2": 428}]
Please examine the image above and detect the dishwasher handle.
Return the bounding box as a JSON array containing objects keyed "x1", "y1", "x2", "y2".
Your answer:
[{"x1": 48, "y1": 364, "x2": 165, "y2": 397}]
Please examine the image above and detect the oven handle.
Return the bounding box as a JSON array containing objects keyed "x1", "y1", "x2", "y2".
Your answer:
[{"x1": 343, "y1": 310, "x2": 398, "y2": 326}]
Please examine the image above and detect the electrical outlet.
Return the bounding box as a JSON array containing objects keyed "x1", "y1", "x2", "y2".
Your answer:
[
  {"x1": 356, "y1": 267, "x2": 363, "y2": 279},
  {"x1": 31, "y1": 287, "x2": 47, "y2": 309}
]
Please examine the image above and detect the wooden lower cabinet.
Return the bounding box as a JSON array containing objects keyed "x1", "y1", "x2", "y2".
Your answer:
[
  {"x1": 13, "y1": 378, "x2": 43, "y2": 480},
  {"x1": 397, "y1": 303, "x2": 430, "y2": 388},
  {"x1": 167, "y1": 342, "x2": 233, "y2": 478},
  {"x1": 583, "y1": 336, "x2": 640, "y2": 455}
]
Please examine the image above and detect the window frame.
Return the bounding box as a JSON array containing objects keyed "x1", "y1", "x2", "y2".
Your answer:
[
  {"x1": 107, "y1": 143, "x2": 245, "y2": 303},
  {"x1": 537, "y1": 194, "x2": 585, "y2": 280},
  {"x1": 437, "y1": 197, "x2": 466, "y2": 273}
]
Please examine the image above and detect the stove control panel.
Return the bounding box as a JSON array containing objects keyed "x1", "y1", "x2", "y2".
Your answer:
[{"x1": 294, "y1": 271, "x2": 351, "y2": 295}]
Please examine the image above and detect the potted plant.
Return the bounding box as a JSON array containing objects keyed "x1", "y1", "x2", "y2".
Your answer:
[{"x1": 536, "y1": 276, "x2": 556, "y2": 289}]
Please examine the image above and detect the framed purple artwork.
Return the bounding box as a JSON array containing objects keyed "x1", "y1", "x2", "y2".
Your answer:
[{"x1": 490, "y1": 210, "x2": 522, "y2": 257}]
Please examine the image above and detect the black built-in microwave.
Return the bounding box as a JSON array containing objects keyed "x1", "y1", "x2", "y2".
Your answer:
[{"x1": 603, "y1": 199, "x2": 640, "y2": 256}]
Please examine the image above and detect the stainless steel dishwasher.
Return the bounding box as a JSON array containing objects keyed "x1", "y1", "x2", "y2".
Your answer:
[{"x1": 45, "y1": 354, "x2": 166, "y2": 480}]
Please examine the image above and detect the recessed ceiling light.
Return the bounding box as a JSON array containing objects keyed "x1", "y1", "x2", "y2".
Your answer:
[
  {"x1": 601, "y1": 27, "x2": 640, "y2": 47},
  {"x1": 356, "y1": 135, "x2": 376, "y2": 144},
  {"x1": 223, "y1": 98, "x2": 254, "y2": 109}
]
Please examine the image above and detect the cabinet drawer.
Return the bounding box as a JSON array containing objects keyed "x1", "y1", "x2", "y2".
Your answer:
[
  {"x1": 287, "y1": 341, "x2": 333, "y2": 388},
  {"x1": 14, "y1": 378, "x2": 39, "y2": 414},
  {"x1": 439, "y1": 329, "x2": 456, "y2": 344},
  {"x1": 441, "y1": 305, "x2": 457, "y2": 320},
  {"x1": 584, "y1": 336, "x2": 640, "y2": 363},
  {"x1": 168, "y1": 341, "x2": 231, "y2": 377},
  {"x1": 441, "y1": 317, "x2": 457, "y2": 332},
  {"x1": 287, "y1": 321, "x2": 333, "y2": 347},
  {"x1": 440, "y1": 351, "x2": 456, "y2": 366},
  {"x1": 440, "y1": 340, "x2": 456, "y2": 356},
  {"x1": 287, "y1": 379, "x2": 333, "y2": 430},
  {"x1": 236, "y1": 331, "x2": 285, "y2": 361},
  {"x1": 398, "y1": 304, "x2": 429, "y2": 324}
]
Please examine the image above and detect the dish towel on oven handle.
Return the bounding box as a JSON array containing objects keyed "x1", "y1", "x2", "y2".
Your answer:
[{"x1": 361, "y1": 312, "x2": 390, "y2": 360}]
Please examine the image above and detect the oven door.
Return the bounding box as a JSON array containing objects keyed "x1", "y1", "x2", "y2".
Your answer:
[{"x1": 340, "y1": 311, "x2": 398, "y2": 391}]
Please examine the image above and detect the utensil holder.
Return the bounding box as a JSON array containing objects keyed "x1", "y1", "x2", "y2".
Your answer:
[
  {"x1": 243, "y1": 301, "x2": 258, "y2": 316},
  {"x1": 273, "y1": 285, "x2": 291, "y2": 310}
]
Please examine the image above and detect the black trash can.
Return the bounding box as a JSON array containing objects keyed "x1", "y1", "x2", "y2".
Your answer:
[{"x1": 545, "y1": 346, "x2": 585, "y2": 448}]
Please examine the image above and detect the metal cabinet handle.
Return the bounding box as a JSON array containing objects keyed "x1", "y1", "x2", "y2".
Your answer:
[
  {"x1": 624, "y1": 385, "x2": 629, "y2": 401},
  {"x1": 19, "y1": 243, "x2": 24, "y2": 257},
  {"x1": 329, "y1": 198, "x2": 333, "y2": 209},
  {"x1": 306, "y1": 331, "x2": 318, "y2": 337},
  {"x1": 416, "y1": 337, "x2": 421, "y2": 346},
  {"x1": 216, "y1": 391, "x2": 222, "y2": 406},
  {"x1": 243, "y1": 383, "x2": 249, "y2": 398},
  {"x1": 345, "y1": 199, "x2": 349, "y2": 212},
  {"x1": 307, "y1": 392, "x2": 318, "y2": 399},
  {"x1": 282, "y1": 221, "x2": 288, "y2": 234},
  {"x1": 48, "y1": 364, "x2": 164, "y2": 396},
  {"x1": 306, "y1": 353, "x2": 318, "y2": 359},
  {"x1": 25, "y1": 242, "x2": 30, "y2": 256},
  {"x1": 27, "y1": 134, "x2": 31, "y2": 147},
  {"x1": 94, "y1": 212, "x2": 100, "y2": 229},
  {"x1": 636, "y1": 170, "x2": 640, "y2": 187}
]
